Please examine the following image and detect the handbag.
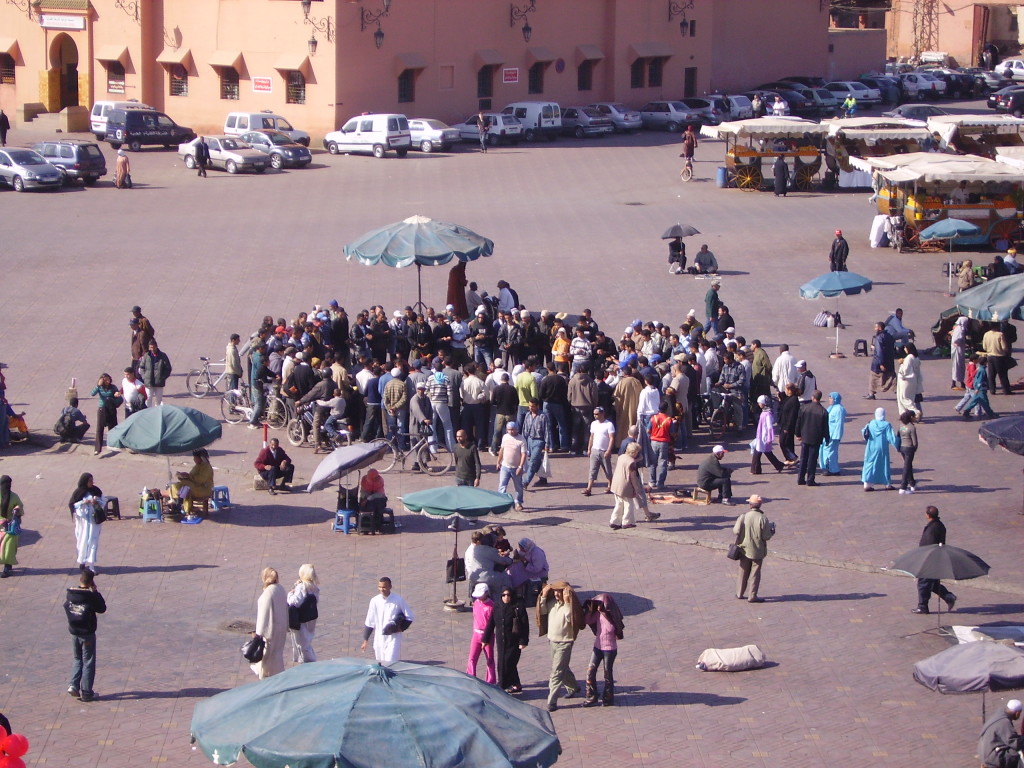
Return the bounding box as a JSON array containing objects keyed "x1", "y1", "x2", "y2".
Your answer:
[
  {"x1": 446, "y1": 555, "x2": 467, "y2": 584},
  {"x1": 289, "y1": 593, "x2": 318, "y2": 630},
  {"x1": 7, "y1": 516, "x2": 21, "y2": 536},
  {"x1": 241, "y1": 634, "x2": 265, "y2": 663},
  {"x1": 727, "y1": 519, "x2": 744, "y2": 560}
]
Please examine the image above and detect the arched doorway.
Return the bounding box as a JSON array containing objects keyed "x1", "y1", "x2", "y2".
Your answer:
[{"x1": 48, "y1": 33, "x2": 80, "y2": 109}]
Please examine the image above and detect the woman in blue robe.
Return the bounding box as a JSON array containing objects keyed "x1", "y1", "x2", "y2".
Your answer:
[
  {"x1": 861, "y1": 407, "x2": 900, "y2": 491},
  {"x1": 818, "y1": 391, "x2": 847, "y2": 475}
]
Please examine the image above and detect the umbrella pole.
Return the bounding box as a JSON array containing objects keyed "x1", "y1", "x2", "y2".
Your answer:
[
  {"x1": 417, "y1": 262, "x2": 423, "y2": 313},
  {"x1": 830, "y1": 296, "x2": 845, "y2": 359}
]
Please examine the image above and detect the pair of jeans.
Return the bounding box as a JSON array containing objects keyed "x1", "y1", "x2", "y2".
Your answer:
[
  {"x1": 385, "y1": 407, "x2": 409, "y2": 451},
  {"x1": 572, "y1": 407, "x2": 593, "y2": 454},
  {"x1": 70, "y1": 633, "x2": 97, "y2": 696},
  {"x1": 650, "y1": 440, "x2": 670, "y2": 489},
  {"x1": 461, "y1": 403, "x2": 487, "y2": 449},
  {"x1": 586, "y1": 647, "x2": 617, "y2": 695},
  {"x1": 702, "y1": 476, "x2": 732, "y2": 501},
  {"x1": 900, "y1": 446, "x2": 916, "y2": 489},
  {"x1": 259, "y1": 463, "x2": 294, "y2": 489},
  {"x1": 491, "y1": 413, "x2": 513, "y2": 453},
  {"x1": 249, "y1": 383, "x2": 266, "y2": 426},
  {"x1": 543, "y1": 403, "x2": 570, "y2": 451},
  {"x1": 636, "y1": 413, "x2": 654, "y2": 468},
  {"x1": 361, "y1": 403, "x2": 382, "y2": 442},
  {"x1": 522, "y1": 437, "x2": 545, "y2": 488},
  {"x1": 498, "y1": 465, "x2": 524, "y2": 504},
  {"x1": 433, "y1": 402, "x2": 455, "y2": 450},
  {"x1": 474, "y1": 346, "x2": 494, "y2": 369}
]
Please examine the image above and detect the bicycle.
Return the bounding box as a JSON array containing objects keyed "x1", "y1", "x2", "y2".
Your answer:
[
  {"x1": 370, "y1": 424, "x2": 452, "y2": 476},
  {"x1": 286, "y1": 402, "x2": 354, "y2": 450},
  {"x1": 221, "y1": 383, "x2": 287, "y2": 429},
  {"x1": 186, "y1": 357, "x2": 229, "y2": 398},
  {"x1": 680, "y1": 155, "x2": 694, "y2": 182},
  {"x1": 708, "y1": 390, "x2": 744, "y2": 441}
]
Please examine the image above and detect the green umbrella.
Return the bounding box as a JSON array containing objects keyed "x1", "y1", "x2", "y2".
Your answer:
[
  {"x1": 106, "y1": 404, "x2": 222, "y2": 454},
  {"x1": 402, "y1": 486, "x2": 513, "y2": 608},
  {"x1": 190, "y1": 659, "x2": 561, "y2": 768},
  {"x1": 956, "y1": 272, "x2": 1024, "y2": 322}
]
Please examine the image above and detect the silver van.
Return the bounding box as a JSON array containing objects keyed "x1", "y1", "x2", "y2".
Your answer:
[
  {"x1": 322, "y1": 114, "x2": 411, "y2": 158},
  {"x1": 224, "y1": 111, "x2": 310, "y2": 146},
  {"x1": 500, "y1": 101, "x2": 561, "y2": 141}
]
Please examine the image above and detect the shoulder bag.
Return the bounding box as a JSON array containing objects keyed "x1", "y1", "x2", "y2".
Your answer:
[
  {"x1": 726, "y1": 518, "x2": 744, "y2": 561},
  {"x1": 241, "y1": 634, "x2": 265, "y2": 663}
]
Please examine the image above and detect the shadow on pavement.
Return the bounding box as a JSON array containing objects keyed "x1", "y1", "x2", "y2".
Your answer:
[
  {"x1": 619, "y1": 687, "x2": 747, "y2": 707},
  {"x1": 103, "y1": 687, "x2": 228, "y2": 700},
  {"x1": 955, "y1": 603, "x2": 1024, "y2": 617},
  {"x1": 767, "y1": 591, "x2": 886, "y2": 603},
  {"x1": 575, "y1": 591, "x2": 655, "y2": 617},
  {"x1": 217, "y1": 505, "x2": 335, "y2": 526}
]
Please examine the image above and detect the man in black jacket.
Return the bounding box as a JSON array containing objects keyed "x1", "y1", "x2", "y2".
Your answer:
[
  {"x1": 866, "y1": 322, "x2": 896, "y2": 400},
  {"x1": 795, "y1": 390, "x2": 830, "y2": 486},
  {"x1": 829, "y1": 229, "x2": 849, "y2": 272},
  {"x1": 65, "y1": 569, "x2": 106, "y2": 702},
  {"x1": 539, "y1": 364, "x2": 570, "y2": 452},
  {"x1": 913, "y1": 506, "x2": 956, "y2": 615}
]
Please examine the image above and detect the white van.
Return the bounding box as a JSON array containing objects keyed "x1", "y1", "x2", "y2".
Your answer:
[
  {"x1": 500, "y1": 101, "x2": 561, "y2": 141},
  {"x1": 224, "y1": 111, "x2": 310, "y2": 146},
  {"x1": 322, "y1": 113, "x2": 411, "y2": 158},
  {"x1": 90, "y1": 100, "x2": 154, "y2": 140}
]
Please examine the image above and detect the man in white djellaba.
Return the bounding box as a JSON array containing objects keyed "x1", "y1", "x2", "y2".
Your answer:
[{"x1": 360, "y1": 577, "x2": 415, "y2": 664}]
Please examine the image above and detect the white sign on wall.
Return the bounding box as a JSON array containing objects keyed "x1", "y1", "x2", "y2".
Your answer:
[{"x1": 41, "y1": 14, "x2": 86, "y2": 30}]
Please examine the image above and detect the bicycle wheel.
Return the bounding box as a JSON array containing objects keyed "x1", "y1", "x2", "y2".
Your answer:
[
  {"x1": 286, "y1": 418, "x2": 306, "y2": 447},
  {"x1": 680, "y1": 163, "x2": 693, "y2": 182},
  {"x1": 187, "y1": 369, "x2": 213, "y2": 398},
  {"x1": 264, "y1": 397, "x2": 287, "y2": 430},
  {"x1": 418, "y1": 444, "x2": 453, "y2": 476},
  {"x1": 708, "y1": 409, "x2": 727, "y2": 441},
  {"x1": 220, "y1": 390, "x2": 245, "y2": 424},
  {"x1": 369, "y1": 438, "x2": 398, "y2": 473}
]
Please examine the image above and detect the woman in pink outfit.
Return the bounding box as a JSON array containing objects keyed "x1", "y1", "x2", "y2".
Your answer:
[{"x1": 466, "y1": 582, "x2": 496, "y2": 684}]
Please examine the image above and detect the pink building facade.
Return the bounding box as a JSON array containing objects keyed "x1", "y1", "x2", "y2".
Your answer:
[
  {"x1": 886, "y1": 0, "x2": 1024, "y2": 66},
  {"x1": 1, "y1": 0, "x2": 887, "y2": 141}
]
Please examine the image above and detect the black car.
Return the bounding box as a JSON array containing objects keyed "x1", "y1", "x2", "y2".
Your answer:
[
  {"x1": 1001, "y1": 91, "x2": 1024, "y2": 117},
  {"x1": 31, "y1": 139, "x2": 106, "y2": 186},
  {"x1": 781, "y1": 76, "x2": 827, "y2": 89},
  {"x1": 988, "y1": 85, "x2": 1024, "y2": 110},
  {"x1": 239, "y1": 129, "x2": 313, "y2": 169},
  {"x1": 774, "y1": 88, "x2": 817, "y2": 117},
  {"x1": 105, "y1": 108, "x2": 195, "y2": 151}
]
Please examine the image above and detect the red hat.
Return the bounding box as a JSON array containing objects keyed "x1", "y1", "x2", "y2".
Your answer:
[{"x1": 835, "y1": 229, "x2": 842, "y2": 236}]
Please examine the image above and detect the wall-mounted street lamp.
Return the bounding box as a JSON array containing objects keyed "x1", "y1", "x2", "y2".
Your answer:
[
  {"x1": 360, "y1": 0, "x2": 391, "y2": 50},
  {"x1": 510, "y1": 1, "x2": 536, "y2": 43},
  {"x1": 300, "y1": 0, "x2": 335, "y2": 43},
  {"x1": 668, "y1": 0, "x2": 695, "y2": 36}
]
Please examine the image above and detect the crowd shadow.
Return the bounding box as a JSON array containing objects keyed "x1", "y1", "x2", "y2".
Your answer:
[
  {"x1": 768, "y1": 591, "x2": 886, "y2": 603},
  {"x1": 104, "y1": 687, "x2": 228, "y2": 701},
  {"x1": 26, "y1": 563, "x2": 218, "y2": 577},
  {"x1": 218, "y1": 504, "x2": 335, "y2": 527}
]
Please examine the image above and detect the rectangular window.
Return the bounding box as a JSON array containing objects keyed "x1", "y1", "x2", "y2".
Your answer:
[
  {"x1": 439, "y1": 64, "x2": 454, "y2": 90},
  {"x1": 106, "y1": 61, "x2": 125, "y2": 94},
  {"x1": 0, "y1": 54, "x2": 13, "y2": 85},
  {"x1": 169, "y1": 64, "x2": 188, "y2": 96},
  {"x1": 477, "y1": 65, "x2": 494, "y2": 98},
  {"x1": 528, "y1": 61, "x2": 545, "y2": 94},
  {"x1": 648, "y1": 58, "x2": 663, "y2": 88},
  {"x1": 630, "y1": 58, "x2": 645, "y2": 88},
  {"x1": 397, "y1": 68, "x2": 415, "y2": 103},
  {"x1": 577, "y1": 60, "x2": 594, "y2": 91},
  {"x1": 684, "y1": 67, "x2": 697, "y2": 98},
  {"x1": 286, "y1": 70, "x2": 305, "y2": 104},
  {"x1": 219, "y1": 69, "x2": 239, "y2": 100},
  {"x1": 689, "y1": 20, "x2": 697, "y2": 37}
]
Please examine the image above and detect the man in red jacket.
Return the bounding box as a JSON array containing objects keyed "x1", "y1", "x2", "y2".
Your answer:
[{"x1": 254, "y1": 438, "x2": 294, "y2": 495}]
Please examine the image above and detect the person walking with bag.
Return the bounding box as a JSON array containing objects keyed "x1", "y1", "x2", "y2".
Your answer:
[
  {"x1": 732, "y1": 494, "x2": 774, "y2": 603},
  {"x1": 252, "y1": 567, "x2": 289, "y2": 678},
  {"x1": 69, "y1": 473, "x2": 104, "y2": 572},
  {"x1": 90, "y1": 373, "x2": 121, "y2": 456},
  {"x1": 64, "y1": 568, "x2": 106, "y2": 702},
  {"x1": 0, "y1": 475, "x2": 25, "y2": 578},
  {"x1": 286, "y1": 564, "x2": 319, "y2": 663}
]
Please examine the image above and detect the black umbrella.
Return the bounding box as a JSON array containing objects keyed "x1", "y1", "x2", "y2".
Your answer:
[
  {"x1": 979, "y1": 416, "x2": 1024, "y2": 515},
  {"x1": 913, "y1": 642, "x2": 1024, "y2": 719},
  {"x1": 892, "y1": 543, "x2": 991, "y2": 628},
  {"x1": 661, "y1": 223, "x2": 701, "y2": 239}
]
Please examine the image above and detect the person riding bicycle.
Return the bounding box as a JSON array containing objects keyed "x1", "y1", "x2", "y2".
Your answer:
[
  {"x1": 680, "y1": 125, "x2": 698, "y2": 166},
  {"x1": 842, "y1": 94, "x2": 857, "y2": 117},
  {"x1": 319, "y1": 387, "x2": 350, "y2": 444},
  {"x1": 298, "y1": 369, "x2": 335, "y2": 452},
  {"x1": 712, "y1": 352, "x2": 745, "y2": 428}
]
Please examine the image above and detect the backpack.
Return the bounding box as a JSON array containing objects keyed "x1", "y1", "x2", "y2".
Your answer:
[{"x1": 54, "y1": 407, "x2": 74, "y2": 435}]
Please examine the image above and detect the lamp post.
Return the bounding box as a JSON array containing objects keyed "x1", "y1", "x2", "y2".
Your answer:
[
  {"x1": 510, "y1": 0, "x2": 536, "y2": 42},
  {"x1": 668, "y1": 0, "x2": 694, "y2": 34},
  {"x1": 308, "y1": 34, "x2": 318, "y2": 57},
  {"x1": 360, "y1": 0, "x2": 391, "y2": 49}
]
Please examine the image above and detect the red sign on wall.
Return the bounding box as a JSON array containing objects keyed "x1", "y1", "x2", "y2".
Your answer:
[
  {"x1": 253, "y1": 77, "x2": 273, "y2": 94},
  {"x1": 502, "y1": 68, "x2": 519, "y2": 84}
]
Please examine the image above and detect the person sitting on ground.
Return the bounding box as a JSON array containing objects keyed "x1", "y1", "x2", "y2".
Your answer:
[
  {"x1": 359, "y1": 468, "x2": 388, "y2": 534},
  {"x1": 167, "y1": 449, "x2": 214, "y2": 518},
  {"x1": 697, "y1": 445, "x2": 734, "y2": 505},
  {"x1": 254, "y1": 437, "x2": 294, "y2": 495},
  {"x1": 56, "y1": 398, "x2": 90, "y2": 443},
  {"x1": 690, "y1": 244, "x2": 719, "y2": 275}
]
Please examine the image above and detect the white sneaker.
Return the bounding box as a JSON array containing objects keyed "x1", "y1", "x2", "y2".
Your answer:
[
  {"x1": 721, "y1": 498, "x2": 734, "y2": 506},
  {"x1": 907, "y1": 487, "x2": 916, "y2": 493},
  {"x1": 898, "y1": 489, "x2": 906, "y2": 495}
]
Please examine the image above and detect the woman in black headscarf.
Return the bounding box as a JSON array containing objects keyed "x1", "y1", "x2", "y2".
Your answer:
[
  {"x1": 0, "y1": 475, "x2": 25, "y2": 578},
  {"x1": 494, "y1": 586, "x2": 530, "y2": 694},
  {"x1": 69, "y1": 473, "x2": 103, "y2": 571}
]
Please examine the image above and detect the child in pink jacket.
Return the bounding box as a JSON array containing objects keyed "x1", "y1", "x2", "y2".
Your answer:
[{"x1": 466, "y1": 583, "x2": 496, "y2": 684}]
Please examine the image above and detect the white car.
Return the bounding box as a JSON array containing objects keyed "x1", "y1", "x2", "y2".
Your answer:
[
  {"x1": 408, "y1": 119, "x2": 460, "y2": 153},
  {"x1": 824, "y1": 80, "x2": 881, "y2": 105},
  {"x1": 999, "y1": 59, "x2": 1024, "y2": 82},
  {"x1": 457, "y1": 113, "x2": 523, "y2": 146},
  {"x1": 915, "y1": 71, "x2": 947, "y2": 97},
  {"x1": 0, "y1": 148, "x2": 62, "y2": 192},
  {"x1": 177, "y1": 135, "x2": 268, "y2": 174},
  {"x1": 897, "y1": 73, "x2": 924, "y2": 99}
]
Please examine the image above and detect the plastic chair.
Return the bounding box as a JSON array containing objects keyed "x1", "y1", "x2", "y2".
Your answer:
[
  {"x1": 379, "y1": 508, "x2": 396, "y2": 533},
  {"x1": 141, "y1": 498, "x2": 163, "y2": 522},
  {"x1": 104, "y1": 497, "x2": 121, "y2": 521},
  {"x1": 853, "y1": 338, "x2": 868, "y2": 357},
  {"x1": 211, "y1": 486, "x2": 231, "y2": 510},
  {"x1": 333, "y1": 509, "x2": 359, "y2": 534}
]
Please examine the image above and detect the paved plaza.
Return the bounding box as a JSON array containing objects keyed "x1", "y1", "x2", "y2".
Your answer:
[{"x1": 0, "y1": 104, "x2": 1023, "y2": 767}]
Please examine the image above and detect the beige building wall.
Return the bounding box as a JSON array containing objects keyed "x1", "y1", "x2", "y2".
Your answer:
[
  {"x1": 1, "y1": 0, "x2": 889, "y2": 143},
  {"x1": 887, "y1": 0, "x2": 1023, "y2": 66}
]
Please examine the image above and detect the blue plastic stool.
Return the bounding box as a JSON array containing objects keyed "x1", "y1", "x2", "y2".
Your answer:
[
  {"x1": 333, "y1": 509, "x2": 359, "y2": 534},
  {"x1": 211, "y1": 486, "x2": 231, "y2": 510},
  {"x1": 141, "y1": 498, "x2": 163, "y2": 523}
]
